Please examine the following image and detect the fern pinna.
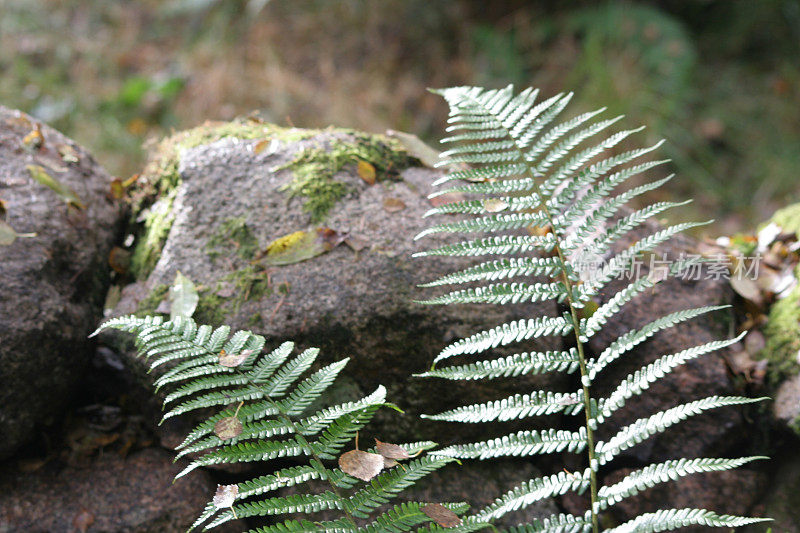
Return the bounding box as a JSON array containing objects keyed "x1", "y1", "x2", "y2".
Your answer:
[
  {"x1": 93, "y1": 315, "x2": 472, "y2": 532},
  {"x1": 414, "y1": 85, "x2": 770, "y2": 532}
]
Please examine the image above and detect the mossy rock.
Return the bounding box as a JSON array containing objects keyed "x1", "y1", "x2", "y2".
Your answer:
[
  {"x1": 761, "y1": 264, "x2": 800, "y2": 385},
  {"x1": 127, "y1": 119, "x2": 414, "y2": 279}
]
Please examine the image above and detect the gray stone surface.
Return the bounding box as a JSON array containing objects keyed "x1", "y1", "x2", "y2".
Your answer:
[
  {"x1": 0, "y1": 106, "x2": 123, "y2": 459},
  {"x1": 109, "y1": 130, "x2": 564, "y2": 444},
  {"x1": 0, "y1": 448, "x2": 243, "y2": 533}
]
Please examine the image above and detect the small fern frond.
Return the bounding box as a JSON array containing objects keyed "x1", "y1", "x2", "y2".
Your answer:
[
  {"x1": 419, "y1": 349, "x2": 580, "y2": 380},
  {"x1": 504, "y1": 512, "x2": 593, "y2": 533},
  {"x1": 603, "y1": 508, "x2": 771, "y2": 532},
  {"x1": 430, "y1": 428, "x2": 587, "y2": 459},
  {"x1": 476, "y1": 470, "x2": 591, "y2": 522},
  {"x1": 96, "y1": 316, "x2": 461, "y2": 531},
  {"x1": 597, "y1": 456, "x2": 767, "y2": 511},
  {"x1": 416, "y1": 84, "x2": 768, "y2": 531},
  {"x1": 595, "y1": 396, "x2": 766, "y2": 465},
  {"x1": 422, "y1": 391, "x2": 584, "y2": 423}
]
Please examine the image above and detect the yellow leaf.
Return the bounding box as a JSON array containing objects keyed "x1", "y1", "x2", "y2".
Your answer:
[
  {"x1": 260, "y1": 228, "x2": 345, "y2": 266},
  {"x1": 27, "y1": 165, "x2": 86, "y2": 209},
  {"x1": 357, "y1": 160, "x2": 377, "y2": 185}
]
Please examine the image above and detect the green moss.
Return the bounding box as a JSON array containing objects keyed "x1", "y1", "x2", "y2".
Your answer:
[
  {"x1": 130, "y1": 189, "x2": 176, "y2": 279},
  {"x1": 761, "y1": 265, "x2": 800, "y2": 384},
  {"x1": 276, "y1": 130, "x2": 415, "y2": 222},
  {"x1": 767, "y1": 202, "x2": 800, "y2": 238},
  {"x1": 206, "y1": 217, "x2": 259, "y2": 261},
  {"x1": 193, "y1": 289, "x2": 229, "y2": 327},
  {"x1": 135, "y1": 284, "x2": 169, "y2": 316}
]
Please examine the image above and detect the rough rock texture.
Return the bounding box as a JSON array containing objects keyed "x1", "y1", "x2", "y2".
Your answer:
[
  {"x1": 0, "y1": 448, "x2": 243, "y2": 533},
  {"x1": 0, "y1": 106, "x2": 123, "y2": 459},
  {"x1": 584, "y1": 217, "x2": 747, "y2": 462},
  {"x1": 108, "y1": 129, "x2": 564, "y2": 445},
  {"x1": 773, "y1": 374, "x2": 800, "y2": 434},
  {"x1": 739, "y1": 451, "x2": 800, "y2": 532}
]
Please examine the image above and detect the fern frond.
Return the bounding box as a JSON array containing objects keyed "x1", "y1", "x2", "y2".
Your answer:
[
  {"x1": 597, "y1": 456, "x2": 766, "y2": 510},
  {"x1": 416, "y1": 84, "x2": 769, "y2": 532},
  {"x1": 96, "y1": 315, "x2": 456, "y2": 532},
  {"x1": 595, "y1": 396, "x2": 766, "y2": 465},
  {"x1": 419, "y1": 349, "x2": 580, "y2": 380},
  {"x1": 423, "y1": 391, "x2": 584, "y2": 423},
  {"x1": 602, "y1": 508, "x2": 771, "y2": 532},
  {"x1": 433, "y1": 314, "x2": 574, "y2": 363},
  {"x1": 431, "y1": 428, "x2": 587, "y2": 459},
  {"x1": 477, "y1": 470, "x2": 591, "y2": 522},
  {"x1": 505, "y1": 512, "x2": 592, "y2": 533}
]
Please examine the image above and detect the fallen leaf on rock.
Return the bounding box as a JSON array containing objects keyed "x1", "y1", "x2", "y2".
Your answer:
[
  {"x1": 0, "y1": 197, "x2": 6, "y2": 218},
  {"x1": 169, "y1": 271, "x2": 199, "y2": 320},
  {"x1": 383, "y1": 197, "x2": 406, "y2": 213},
  {"x1": 375, "y1": 439, "x2": 410, "y2": 460},
  {"x1": 214, "y1": 416, "x2": 243, "y2": 440},
  {"x1": 253, "y1": 139, "x2": 276, "y2": 154},
  {"x1": 213, "y1": 484, "x2": 239, "y2": 509},
  {"x1": 483, "y1": 198, "x2": 509, "y2": 213},
  {"x1": 72, "y1": 508, "x2": 95, "y2": 533},
  {"x1": 0, "y1": 220, "x2": 36, "y2": 246},
  {"x1": 23, "y1": 123, "x2": 44, "y2": 150},
  {"x1": 428, "y1": 192, "x2": 466, "y2": 208},
  {"x1": 108, "y1": 246, "x2": 131, "y2": 275},
  {"x1": 57, "y1": 143, "x2": 80, "y2": 164},
  {"x1": 27, "y1": 164, "x2": 86, "y2": 209},
  {"x1": 730, "y1": 276, "x2": 763, "y2": 305},
  {"x1": 385, "y1": 129, "x2": 441, "y2": 167},
  {"x1": 345, "y1": 236, "x2": 368, "y2": 252},
  {"x1": 110, "y1": 178, "x2": 125, "y2": 200},
  {"x1": 357, "y1": 160, "x2": 377, "y2": 185},
  {"x1": 219, "y1": 349, "x2": 254, "y2": 368},
  {"x1": 338, "y1": 449, "x2": 384, "y2": 481},
  {"x1": 421, "y1": 503, "x2": 462, "y2": 527},
  {"x1": 260, "y1": 228, "x2": 345, "y2": 266}
]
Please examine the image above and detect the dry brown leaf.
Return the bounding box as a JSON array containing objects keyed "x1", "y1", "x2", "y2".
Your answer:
[
  {"x1": 383, "y1": 457, "x2": 398, "y2": 468},
  {"x1": 428, "y1": 192, "x2": 466, "y2": 208},
  {"x1": 219, "y1": 349, "x2": 254, "y2": 368},
  {"x1": 338, "y1": 449, "x2": 384, "y2": 481},
  {"x1": 108, "y1": 247, "x2": 131, "y2": 275},
  {"x1": 23, "y1": 124, "x2": 44, "y2": 150},
  {"x1": 421, "y1": 503, "x2": 462, "y2": 527},
  {"x1": 253, "y1": 139, "x2": 272, "y2": 154},
  {"x1": 375, "y1": 439, "x2": 410, "y2": 460},
  {"x1": 110, "y1": 178, "x2": 125, "y2": 200},
  {"x1": 357, "y1": 160, "x2": 377, "y2": 185},
  {"x1": 213, "y1": 484, "x2": 239, "y2": 509},
  {"x1": 383, "y1": 197, "x2": 406, "y2": 213},
  {"x1": 214, "y1": 416, "x2": 243, "y2": 440}
]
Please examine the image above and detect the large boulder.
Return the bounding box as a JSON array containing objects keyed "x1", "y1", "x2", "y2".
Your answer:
[
  {"x1": 0, "y1": 448, "x2": 242, "y2": 532},
  {"x1": 106, "y1": 122, "x2": 564, "y2": 446},
  {"x1": 0, "y1": 107, "x2": 123, "y2": 459}
]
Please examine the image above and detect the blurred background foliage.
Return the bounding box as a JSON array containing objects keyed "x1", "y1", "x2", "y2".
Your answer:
[{"x1": 1, "y1": 0, "x2": 798, "y2": 231}]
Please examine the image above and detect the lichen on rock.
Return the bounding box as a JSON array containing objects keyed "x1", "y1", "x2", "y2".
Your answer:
[{"x1": 761, "y1": 264, "x2": 800, "y2": 385}]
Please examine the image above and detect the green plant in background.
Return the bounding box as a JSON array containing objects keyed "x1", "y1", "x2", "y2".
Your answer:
[
  {"x1": 93, "y1": 315, "x2": 470, "y2": 531},
  {"x1": 414, "y1": 85, "x2": 771, "y2": 531}
]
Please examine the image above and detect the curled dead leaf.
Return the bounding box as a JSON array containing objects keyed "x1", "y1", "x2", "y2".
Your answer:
[
  {"x1": 421, "y1": 503, "x2": 462, "y2": 527},
  {"x1": 357, "y1": 160, "x2": 377, "y2": 185},
  {"x1": 375, "y1": 439, "x2": 410, "y2": 460},
  {"x1": 219, "y1": 349, "x2": 254, "y2": 368},
  {"x1": 383, "y1": 197, "x2": 406, "y2": 213},
  {"x1": 213, "y1": 484, "x2": 239, "y2": 509},
  {"x1": 338, "y1": 449, "x2": 384, "y2": 481},
  {"x1": 214, "y1": 416, "x2": 243, "y2": 440}
]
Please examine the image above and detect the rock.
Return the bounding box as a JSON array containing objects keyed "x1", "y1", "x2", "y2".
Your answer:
[
  {"x1": 583, "y1": 215, "x2": 749, "y2": 462},
  {"x1": 107, "y1": 123, "x2": 564, "y2": 444},
  {"x1": 0, "y1": 106, "x2": 124, "y2": 459},
  {"x1": 739, "y1": 451, "x2": 800, "y2": 533},
  {"x1": 773, "y1": 374, "x2": 800, "y2": 434},
  {"x1": 0, "y1": 448, "x2": 243, "y2": 532},
  {"x1": 602, "y1": 465, "x2": 767, "y2": 532}
]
